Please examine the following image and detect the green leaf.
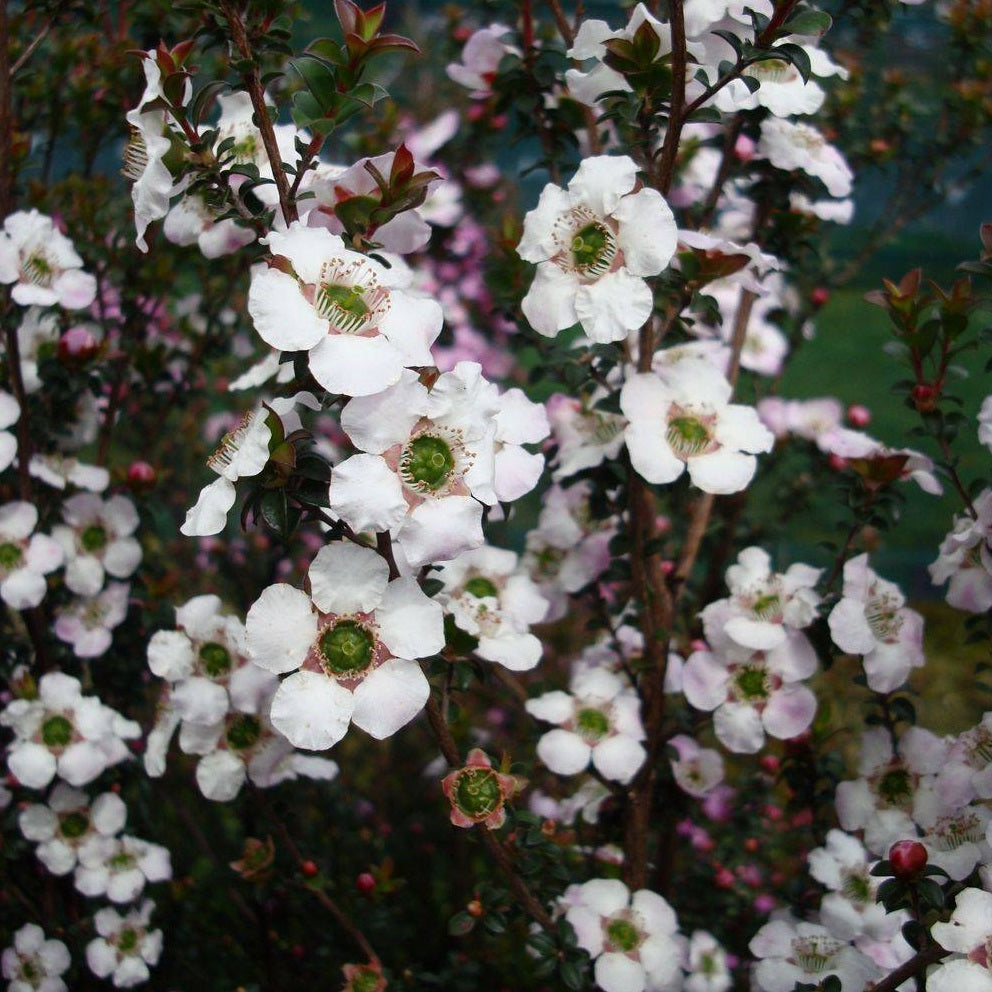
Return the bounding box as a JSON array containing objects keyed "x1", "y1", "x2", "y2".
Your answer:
[
  {"x1": 447, "y1": 912, "x2": 476, "y2": 936},
  {"x1": 783, "y1": 8, "x2": 832, "y2": 37}
]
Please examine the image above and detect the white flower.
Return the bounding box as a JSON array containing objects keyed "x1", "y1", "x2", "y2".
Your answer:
[
  {"x1": 124, "y1": 50, "x2": 184, "y2": 252},
  {"x1": 53, "y1": 581, "x2": 130, "y2": 658},
  {"x1": 75, "y1": 834, "x2": 172, "y2": 904},
  {"x1": 685, "y1": 930, "x2": 731, "y2": 992},
  {"x1": 517, "y1": 155, "x2": 678, "y2": 342},
  {"x1": 246, "y1": 542, "x2": 444, "y2": 750},
  {"x1": 749, "y1": 918, "x2": 879, "y2": 992},
  {"x1": 164, "y1": 193, "x2": 255, "y2": 259},
  {"x1": 757, "y1": 118, "x2": 854, "y2": 198},
  {"x1": 547, "y1": 390, "x2": 627, "y2": 481},
  {"x1": 929, "y1": 490, "x2": 992, "y2": 613},
  {"x1": 930, "y1": 888, "x2": 992, "y2": 992},
  {"x1": 86, "y1": 900, "x2": 163, "y2": 988},
  {"x1": 437, "y1": 545, "x2": 548, "y2": 671},
  {"x1": 0, "y1": 502, "x2": 63, "y2": 609},
  {"x1": 0, "y1": 671, "x2": 139, "y2": 789},
  {"x1": 16, "y1": 307, "x2": 60, "y2": 393},
  {"x1": 0, "y1": 210, "x2": 96, "y2": 309},
  {"x1": 28, "y1": 454, "x2": 109, "y2": 493},
  {"x1": 668, "y1": 735, "x2": 725, "y2": 798},
  {"x1": 1, "y1": 923, "x2": 70, "y2": 992},
  {"x1": 247, "y1": 223, "x2": 442, "y2": 397},
  {"x1": 53, "y1": 493, "x2": 142, "y2": 596},
  {"x1": 828, "y1": 554, "x2": 925, "y2": 693},
  {"x1": 526, "y1": 667, "x2": 646, "y2": 784},
  {"x1": 19, "y1": 783, "x2": 127, "y2": 876},
  {"x1": 561, "y1": 878, "x2": 685, "y2": 992},
  {"x1": 328, "y1": 364, "x2": 502, "y2": 567},
  {"x1": 621, "y1": 359, "x2": 774, "y2": 494}
]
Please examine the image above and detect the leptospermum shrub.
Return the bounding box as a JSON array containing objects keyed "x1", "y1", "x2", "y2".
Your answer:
[{"x1": 1, "y1": 0, "x2": 991, "y2": 989}]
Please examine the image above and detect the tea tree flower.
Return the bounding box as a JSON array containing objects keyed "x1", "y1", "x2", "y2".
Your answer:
[
  {"x1": 442, "y1": 748, "x2": 520, "y2": 828},
  {"x1": 0, "y1": 501, "x2": 63, "y2": 609},
  {"x1": 561, "y1": 878, "x2": 684, "y2": 992},
  {"x1": 446, "y1": 24, "x2": 517, "y2": 96},
  {"x1": 757, "y1": 118, "x2": 854, "y2": 198},
  {"x1": 1, "y1": 671, "x2": 139, "y2": 789},
  {"x1": 19, "y1": 784, "x2": 127, "y2": 876},
  {"x1": 517, "y1": 155, "x2": 677, "y2": 342},
  {"x1": 929, "y1": 489, "x2": 992, "y2": 613},
  {"x1": 526, "y1": 668, "x2": 646, "y2": 784},
  {"x1": 1, "y1": 923, "x2": 70, "y2": 992},
  {"x1": 85, "y1": 900, "x2": 163, "y2": 988},
  {"x1": 248, "y1": 223, "x2": 442, "y2": 397},
  {"x1": 929, "y1": 888, "x2": 992, "y2": 992},
  {"x1": 75, "y1": 834, "x2": 171, "y2": 904},
  {"x1": 53, "y1": 582, "x2": 131, "y2": 659},
  {"x1": 621, "y1": 359, "x2": 774, "y2": 494},
  {"x1": 0, "y1": 210, "x2": 97, "y2": 309},
  {"x1": 246, "y1": 543, "x2": 444, "y2": 750}
]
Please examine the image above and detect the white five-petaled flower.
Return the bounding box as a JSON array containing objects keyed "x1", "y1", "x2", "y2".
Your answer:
[
  {"x1": 621, "y1": 358, "x2": 774, "y2": 494},
  {"x1": 828, "y1": 554, "x2": 925, "y2": 693},
  {"x1": 18, "y1": 783, "x2": 127, "y2": 877},
  {"x1": 757, "y1": 118, "x2": 854, "y2": 199},
  {"x1": 75, "y1": 834, "x2": 172, "y2": 904},
  {"x1": 2, "y1": 923, "x2": 71, "y2": 992},
  {"x1": 0, "y1": 501, "x2": 63, "y2": 609},
  {"x1": 248, "y1": 223, "x2": 442, "y2": 397},
  {"x1": 517, "y1": 155, "x2": 677, "y2": 342},
  {"x1": 526, "y1": 667, "x2": 646, "y2": 784},
  {"x1": 86, "y1": 900, "x2": 163, "y2": 989},
  {"x1": 0, "y1": 671, "x2": 140, "y2": 789},
  {"x1": 53, "y1": 581, "x2": 131, "y2": 659},
  {"x1": 929, "y1": 888, "x2": 992, "y2": 992},
  {"x1": 561, "y1": 878, "x2": 685, "y2": 992},
  {"x1": 0, "y1": 210, "x2": 97, "y2": 309},
  {"x1": 246, "y1": 542, "x2": 445, "y2": 750},
  {"x1": 929, "y1": 489, "x2": 992, "y2": 613}
]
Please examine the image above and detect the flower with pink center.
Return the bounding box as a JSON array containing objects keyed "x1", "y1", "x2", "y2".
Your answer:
[
  {"x1": 446, "y1": 24, "x2": 518, "y2": 97},
  {"x1": 247, "y1": 222, "x2": 442, "y2": 397},
  {"x1": 682, "y1": 624, "x2": 817, "y2": 754},
  {"x1": 246, "y1": 542, "x2": 444, "y2": 750},
  {"x1": 561, "y1": 878, "x2": 685, "y2": 992},
  {"x1": 517, "y1": 155, "x2": 677, "y2": 342},
  {"x1": 442, "y1": 748, "x2": 520, "y2": 829},
  {"x1": 828, "y1": 554, "x2": 925, "y2": 693},
  {"x1": 621, "y1": 358, "x2": 774, "y2": 495}
]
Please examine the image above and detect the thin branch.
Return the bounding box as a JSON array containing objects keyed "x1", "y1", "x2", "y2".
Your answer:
[
  {"x1": 652, "y1": 0, "x2": 687, "y2": 194},
  {"x1": 10, "y1": 19, "x2": 51, "y2": 77},
  {"x1": 219, "y1": 1, "x2": 296, "y2": 225},
  {"x1": 870, "y1": 944, "x2": 948, "y2": 992}
]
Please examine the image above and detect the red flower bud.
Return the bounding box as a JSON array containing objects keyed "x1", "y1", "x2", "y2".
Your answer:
[
  {"x1": 301, "y1": 860, "x2": 319, "y2": 878},
  {"x1": 809, "y1": 287, "x2": 830, "y2": 308},
  {"x1": 888, "y1": 840, "x2": 928, "y2": 879},
  {"x1": 355, "y1": 872, "x2": 376, "y2": 894}
]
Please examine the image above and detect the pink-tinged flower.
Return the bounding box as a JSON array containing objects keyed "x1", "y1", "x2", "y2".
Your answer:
[
  {"x1": 446, "y1": 24, "x2": 518, "y2": 97},
  {"x1": 828, "y1": 554, "x2": 925, "y2": 693},
  {"x1": 560, "y1": 878, "x2": 685, "y2": 992},
  {"x1": 247, "y1": 222, "x2": 442, "y2": 397},
  {"x1": 54, "y1": 582, "x2": 131, "y2": 659},
  {"x1": 246, "y1": 543, "x2": 444, "y2": 750},
  {"x1": 442, "y1": 748, "x2": 520, "y2": 829},
  {"x1": 682, "y1": 624, "x2": 817, "y2": 754},
  {"x1": 526, "y1": 667, "x2": 646, "y2": 784},
  {"x1": 517, "y1": 155, "x2": 677, "y2": 342},
  {"x1": 1, "y1": 923, "x2": 71, "y2": 992},
  {"x1": 929, "y1": 489, "x2": 992, "y2": 613},
  {"x1": 668, "y1": 735, "x2": 725, "y2": 798},
  {"x1": 685, "y1": 930, "x2": 732, "y2": 992},
  {"x1": 547, "y1": 389, "x2": 627, "y2": 480},
  {"x1": 621, "y1": 359, "x2": 774, "y2": 495},
  {"x1": 929, "y1": 889, "x2": 992, "y2": 992},
  {"x1": 0, "y1": 210, "x2": 97, "y2": 309},
  {"x1": 341, "y1": 960, "x2": 387, "y2": 992}
]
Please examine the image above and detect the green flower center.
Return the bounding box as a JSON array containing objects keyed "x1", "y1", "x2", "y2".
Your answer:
[
  {"x1": 23, "y1": 251, "x2": 55, "y2": 287},
  {"x1": 605, "y1": 917, "x2": 643, "y2": 953},
  {"x1": 792, "y1": 936, "x2": 843, "y2": 973},
  {"x1": 319, "y1": 620, "x2": 375, "y2": 677},
  {"x1": 351, "y1": 971, "x2": 380, "y2": 992},
  {"x1": 865, "y1": 591, "x2": 903, "y2": 641},
  {"x1": 877, "y1": 766, "x2": 912, "y2": 806},
  {"x1": 226, "y1": 713, "x2": 262, "y2": 751},
  {"x1": 0, "y1": 542, "x2": 23, "y2": 569},
  {"x1": 733, "y1": 664, "x2": 770, "y2": 702},
  {"x1": 454, "y1": 767, "x2": 502, "y2": 819},
  {"x1": 666, "y1": 414, "x2": 713, "y2": 458},
  {"x1": 841, "y1": 868, "x2": 873, "y2": 904},
  {"x1": 576, "y1": 707, "x2": 610, "y2": 742},
  {"x1": 231, "y1": 133, "x2": 259, "y2": 162},
  {"x1": 929, "y1": 811, "x2": 984, "y2": 851},
  {"x1": 60, "y1": 810, "x2": 90, "y2": 839},
  {"x1": 41, "y1": 715, "x2": 73, "y2": 748},
  {"x1": 20, "y1": 960, "x2": 38, "y2": 982},
  {"x1": 314, "y1": 282, "x2": 371, "y2": 332},
  {"x1": 200, "y1": 641, "x2": 233, "y2": 677},
  {"x1": 80, "y1": 524, "x2": 108, "y2": 552},
  {"x1": 401, "y1": 434, "x2": 456, "y2": 492},
  {"x1": 750, "y1": 58, "x2": 794, "y2": 83},
  {"x1": 118, "y1": 928, "x2": 139, "y2": 953},
  {"x1": 570, "y1": 221, "x2": 617, "y2": 276},
  {"x1": 464, "y1": 577, "x2": 499, "y2": 600},
  {"x1": 751, "y1": 592, "x2": 782, "y2": 621},
  {"x1": 109, "y1": 851, "x2": 137, "y2": 870}
]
